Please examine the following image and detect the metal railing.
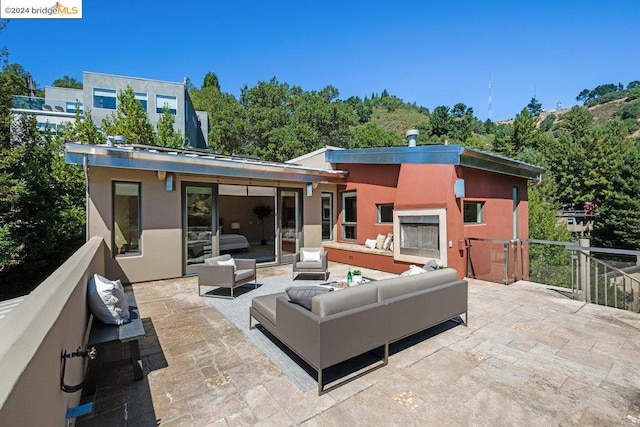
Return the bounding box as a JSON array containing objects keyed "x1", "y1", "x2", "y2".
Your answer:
[
  {"x1": 12, "y1": 95, "x2": 83, "y2": 114},
  {"x1": 466, "y1": 237, "x2": 640, "y2": 313}
]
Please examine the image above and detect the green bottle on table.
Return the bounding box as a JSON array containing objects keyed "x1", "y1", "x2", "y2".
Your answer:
[{"x1": 347, "y1": 269, "x2": 353, "y2": 285}]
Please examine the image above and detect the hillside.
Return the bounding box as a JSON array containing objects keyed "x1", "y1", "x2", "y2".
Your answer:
[
  {"x1": 537, "y1": 96, "x2": 640, "y2": 137},
  {"x1": 369, "y1": 105, "x2": 429, "y2": 140}
]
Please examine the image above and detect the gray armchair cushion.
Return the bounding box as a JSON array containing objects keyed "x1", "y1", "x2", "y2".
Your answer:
[
  {"x1": 295, "y1": 260, "x2": 323, "y2": 269},
  {"x1": 235, "y1": 268, "x2": 255, "y2": 282},
  {"x1": 286, "y1": 286, "x2": 333, "y2": 310}
]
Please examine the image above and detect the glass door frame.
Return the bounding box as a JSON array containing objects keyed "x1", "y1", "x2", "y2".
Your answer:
[
  {"x1": 182, "y1": 182, "x2": 218, "y2": 275},
  {"x1": 277, "y1": 188, "x2": 302, "y2": 264}
]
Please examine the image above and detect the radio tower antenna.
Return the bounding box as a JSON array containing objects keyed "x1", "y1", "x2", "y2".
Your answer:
[{"x1": 488, "y1": 75, "x2": 493, "y2": 121}]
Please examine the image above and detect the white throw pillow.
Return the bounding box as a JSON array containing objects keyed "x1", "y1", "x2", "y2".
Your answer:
[
  {"x1": 88, "y1": 274, "x2": 130, "y2": 325},
  {"x1": 302, "y1": 250, "x2": 321, "y2": 262},
  {"x1": 382, "y1": 233, "x2": 393, "y2": 250},
  {"x1": 400, "y1": 265, "x2": 428, "y2": 277},
  {"x1": 217, "y1": 258, "x2": 237, "y2": 270},
  {"x1": 364, "y1": 238, "x2": 377, "y2": 249}
]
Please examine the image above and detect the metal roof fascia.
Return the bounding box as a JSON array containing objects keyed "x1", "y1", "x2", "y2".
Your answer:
[
  {"x1": 65, "y1": 144, "x2": 347, "y2": 183},
  {"x1": 460, "y1": 148, "x2": 544, "y2": 181},
  {"x1": 325, "y1": 145, "x2": 463, "y2": 165}
]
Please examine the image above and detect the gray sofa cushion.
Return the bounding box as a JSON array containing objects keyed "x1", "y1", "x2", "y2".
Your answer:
[
  {"x1": 286, "y1": 286, "x2": 333, "y2": 310},
  {"x1": 252, "y1": 292, "x2": 286, "y2": 325},
  {"x1": 311, "y1": 283, "x2": 378, "y2": 317},
  {"x1": 373, "y1": 268, "x2": 458, "y2": 301}
]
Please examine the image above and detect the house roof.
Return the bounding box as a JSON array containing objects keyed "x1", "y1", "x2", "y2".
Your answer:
[
  {"x1": 325, "y1": 145, "x2": 544, "y2": 181},
  {"x1": 65, "y1": 143, "x2": 349, "y2": 183}
]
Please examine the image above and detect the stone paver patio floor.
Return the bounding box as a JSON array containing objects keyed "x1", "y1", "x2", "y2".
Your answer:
[{"x1": 78, "y1": 263, "x2": 640, "y2": 426}]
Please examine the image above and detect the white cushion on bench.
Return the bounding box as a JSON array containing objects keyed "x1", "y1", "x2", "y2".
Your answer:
[{"x1": 88, "y1": 274, "x2": 131, "y2": 325}]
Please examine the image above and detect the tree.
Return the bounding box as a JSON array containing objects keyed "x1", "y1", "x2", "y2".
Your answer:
[
  {"x1": 592, "y1": 143, "x2": 640, "y2": 249},
  {"x1": 511, "y1": 108, "x2": 541, "y2": 152},
  {"x1": 101, "y1": 86, "x2": 156, "y2": 145},
  {"x1": 52, "y1": 75, "x2": 82, "y2": 89},
  {"x1": 156, "y1": 105, "x2": 184, "y2": 148},
  {"x1": 350, "y1": 123, "x2": 401, "y2": 148},
  {"x1": 58, "y1": 108, "x2": 102, "y2": 145},
  {"x1": 527, "y1": 186, "x2": 573, "y2": 287},
  {"x1": 430, "y1": 105, "x2": 451, "y2": 138},
  {"x1": 557, "y1": 106, "x2": 593, "y2": 139},
  {"x1": 344, "y1": 96, "x2": 372, "y2": 123},
  {"x1": 0, "y1": 114, "x2": 85, "y2": 289},
  {"x1": 450, "y1": 103, "x2": 475, "y2": 142},
  {"x1": 539, "y1": 114, "x2": 556, "y2": 132},
  {"x1": 526, "y1": 97, "x2": 543, "y2": 117},
  {"x1": 202, "y1": 72, "x2": 220, "y2": 91},
  {"x1": 576, "y1": 89, "x2": 590, "y2": 103}
]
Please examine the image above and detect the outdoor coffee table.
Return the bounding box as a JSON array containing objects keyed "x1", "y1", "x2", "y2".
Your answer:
[{"x1": 320, "y1": 277, "x2": 373, "y2": 290}]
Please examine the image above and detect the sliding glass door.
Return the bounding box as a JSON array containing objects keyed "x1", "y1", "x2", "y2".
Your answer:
[
  {"x1": 183, "y1": 183, "x2": 217, "y2": 275},
  {"x1": 278, "y1": 189, "x2": 301, "y2": 263}
]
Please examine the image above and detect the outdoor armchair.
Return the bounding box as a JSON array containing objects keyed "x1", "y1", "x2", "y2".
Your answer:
[
  {"x1": 198, "y1": 254, "x2": 256, "y2": 299},
  {"x1": 292, "y1": 247, "x2": 329, "y2": 280}
]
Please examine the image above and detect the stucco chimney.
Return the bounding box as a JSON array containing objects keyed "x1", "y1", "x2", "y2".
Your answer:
[{"x1": 405, "y1": 129, "x2": 419, "y2": 147}]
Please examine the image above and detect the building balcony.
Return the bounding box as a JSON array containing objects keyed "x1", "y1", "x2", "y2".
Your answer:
[
  {"x1": 1, "y1": 240, "x2": 640, "y2": 425},
  {"x1": 12, "y1": 95, "x2": 83, "y2": 115}
]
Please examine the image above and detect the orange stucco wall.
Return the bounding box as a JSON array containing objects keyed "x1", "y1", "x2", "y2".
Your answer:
[{"x1": 332, "y1": 162, "x2": 530, "y2": 279}]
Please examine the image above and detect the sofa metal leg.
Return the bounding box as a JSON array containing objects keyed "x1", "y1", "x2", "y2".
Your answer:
[{"x1": 317, "y1": 343, "x2": 389, "y2": 396}]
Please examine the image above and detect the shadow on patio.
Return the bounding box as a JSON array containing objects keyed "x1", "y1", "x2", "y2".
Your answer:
[{"x1": 78, "y1": 263, "x2": 640, "y2": 426}]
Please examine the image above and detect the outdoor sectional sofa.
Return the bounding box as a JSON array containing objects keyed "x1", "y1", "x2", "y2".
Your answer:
[{"x1": 249, "y1": 268, "x2": 468, "y2": 394}]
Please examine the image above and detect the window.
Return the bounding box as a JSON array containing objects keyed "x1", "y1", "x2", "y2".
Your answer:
[
  {"x1": 134, "y1": 92, "x2": 147, "y2": 111},
  {"x1": 113, "y1": 182, "x2": 141, "y2": 256},
  {"x1": 322, "y1": 192, "x2": 334, "y2": 241},
  {"x1": 463, "y1": 201, "x2": 484, "y2": 224},
  {"x1": 156, "y1": 95, "x2": 177, "y2": 114},
  {"x1": 342, "y1": 191, "x2": 357, "y2": 240},
  {"x1": 394, "y1": 208, "x2": 447, "y2": 265},
  {"x1": 93, "y1": 88, "x2": 116, "y2": 109},
  {"x1": 377, "y1": 204, "x2": 393, "y2": 223},
  {"x1": 65, "y1": 101, "x2": 83, "y2": 113}
]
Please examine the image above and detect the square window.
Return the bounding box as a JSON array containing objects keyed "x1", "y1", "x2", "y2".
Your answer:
[
  {"x1": 156, "y1": 95, "x2": 177, "y2": 114},
  {"x1": 93, "y1": 88, "x2": 116, "y2": 109},
  {"x1": 464, "y1": 201, "x2": 484, "y2": 224},
  {"x1": 377, "y1": 204, "x2": 393, "y2": 223}
]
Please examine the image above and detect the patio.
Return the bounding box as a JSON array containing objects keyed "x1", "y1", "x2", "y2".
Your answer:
[{"x1": 78, "y1": 262, "x2": 640, "y2": 426}]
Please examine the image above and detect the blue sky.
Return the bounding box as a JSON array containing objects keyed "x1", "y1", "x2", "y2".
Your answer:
[{"x1": 2, "y1": 0, "x2": 639, "y2": 121}]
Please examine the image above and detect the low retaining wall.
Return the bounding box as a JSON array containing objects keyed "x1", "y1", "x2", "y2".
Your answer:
[
  {"x1": 0, "y1": 237, "x2": 106, "y2": 424},
  {"x1": 323, "y1": 242, "x2": 411, "y2": 275}
]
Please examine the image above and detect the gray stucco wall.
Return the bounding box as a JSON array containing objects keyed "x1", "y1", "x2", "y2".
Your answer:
[{"x1": 82, "y1": 72, "x2": 207, "y2": 147}]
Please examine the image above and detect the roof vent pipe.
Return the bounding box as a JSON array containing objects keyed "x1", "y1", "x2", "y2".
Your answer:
[{"x1": 405, "y1": 129, "x2": 419, "y2": 147}]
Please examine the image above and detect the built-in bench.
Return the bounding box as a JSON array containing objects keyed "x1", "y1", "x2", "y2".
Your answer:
[
  {"x1": 322, "y1": 242, "x2": 409, "y2": 275},
  {"x1": 83, "y1": 291, "x2": 145, "y2": 395}
]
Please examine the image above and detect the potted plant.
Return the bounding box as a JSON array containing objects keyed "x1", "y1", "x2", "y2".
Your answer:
[
  {"x1": 252, "y1": 205, "x2": 273, "y2": 245},
  {"x1": 352, "y1": 269, "x2": 363, "y2": 283}
]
